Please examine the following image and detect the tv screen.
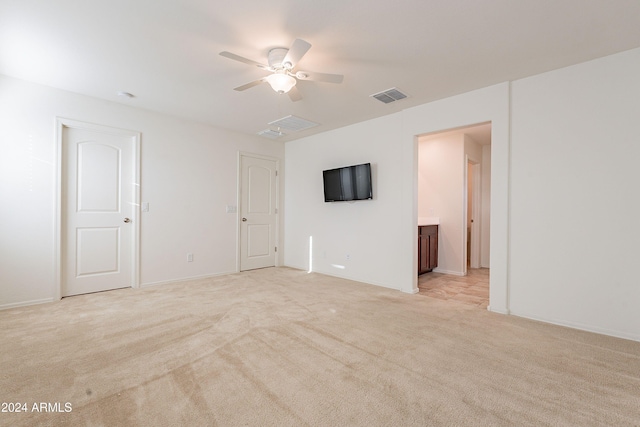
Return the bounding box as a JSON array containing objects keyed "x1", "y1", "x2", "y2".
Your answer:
[{"x1": 323, "y1": 163, "x2": 372, "y2": 202}]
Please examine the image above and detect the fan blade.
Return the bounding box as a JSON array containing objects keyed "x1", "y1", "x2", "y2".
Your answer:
[
  {"x1": 220, "y1": 51, "x2": 270, "y2": 70},
  {"x1": 288, "y1": 86, "x2": 302, "y2": 102},
  {"x1": 234, "y1": 78, "x2": 266, "y2": 91},
  {"x1": 296, "y1": 70, "x2": 344, "y2": 84},
  {"x1": 283, "y1": 39, "x2": 311, "y2": 69}
]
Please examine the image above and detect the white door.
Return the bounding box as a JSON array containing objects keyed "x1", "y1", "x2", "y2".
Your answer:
[
  {"x1": 240, "y1": 155, "x2": 278, "y2": 271},
  {"x1": 61, "y1": 124, "x2": 138, "y2": 296}
]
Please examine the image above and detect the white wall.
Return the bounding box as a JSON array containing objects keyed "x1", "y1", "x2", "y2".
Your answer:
[
  {"x1": 509, "y1": 48, "x2": 640, "y2": 340},
  {"x1": 284, "y1": 113, "x2": 405, "y2": 289},
  {"x1": 0, "y1": 75, "x2": 284, "y2": 308}
]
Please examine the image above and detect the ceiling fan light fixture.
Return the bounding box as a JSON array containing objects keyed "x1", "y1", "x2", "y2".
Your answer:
[{"x1": 266, "y1": 72, "x2": 297, "y2": 94}]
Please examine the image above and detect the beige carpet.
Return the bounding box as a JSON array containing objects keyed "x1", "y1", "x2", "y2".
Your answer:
[{"x1": 1, "y1": 267, "x2": 639, "y2": 426}]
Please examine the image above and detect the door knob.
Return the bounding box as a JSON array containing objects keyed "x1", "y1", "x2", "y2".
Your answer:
[
  {"x1": 242, "y1": 218, "x2": 247, "y2": 222},
  {"x1": 124, "y1": 218, "x2": 131, "y2": 223}
]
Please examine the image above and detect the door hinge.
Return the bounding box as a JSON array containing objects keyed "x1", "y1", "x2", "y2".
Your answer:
[
  {"x1": 275, "y1": 170, "x2": 278, "y2": 177},
  {"x1": 275, "y1": 208, "x2": 278, "y2": 214},
  {"x1": 275, "y1": 247, "x2": 278, "y2": 252}
]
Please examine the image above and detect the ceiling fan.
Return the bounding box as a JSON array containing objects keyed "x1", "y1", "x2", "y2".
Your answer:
[{"x1": 219, "y1": 39, "x2": 343, "y2": 102}]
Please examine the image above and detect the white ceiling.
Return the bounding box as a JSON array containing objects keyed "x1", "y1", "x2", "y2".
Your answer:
[{"x1": 2, "y1": 0, "x2": 640, "y2": 142}]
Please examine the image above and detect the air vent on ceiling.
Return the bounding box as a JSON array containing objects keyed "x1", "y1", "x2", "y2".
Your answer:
[
  {"x1": 257, "y1": 129, "x2": 284, "y2": 139},
  {"x1": 370, "y1": 87, "x2": 408, "y2": 104},
  {"x1": 268, "y1": 115, "x2": 319, "y2": 132}
]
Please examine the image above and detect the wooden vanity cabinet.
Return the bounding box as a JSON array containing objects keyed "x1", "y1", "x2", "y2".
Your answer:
[{"x1": 418, "y1": 225, "x2": 438, "y2": 274}]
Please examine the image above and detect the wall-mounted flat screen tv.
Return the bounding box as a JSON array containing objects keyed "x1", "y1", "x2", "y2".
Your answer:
[{"x1": 323, "y1": 163, "x2": 372, "y2": 202}]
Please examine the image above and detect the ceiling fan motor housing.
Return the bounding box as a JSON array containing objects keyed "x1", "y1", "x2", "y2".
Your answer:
[{"x1": 268, "y1": 48, "x2": 291, "y2": 70}]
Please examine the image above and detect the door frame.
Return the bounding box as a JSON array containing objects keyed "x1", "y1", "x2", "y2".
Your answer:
[
  {"x1": 236, "y1": 151, "x2": 280, "y2": 271},
  {"x1": 54, "y1": 118, "x2": 141, "y2": 300},
  {"x1": 464, "y1": 156, "x2": 482, "y2": 272}
]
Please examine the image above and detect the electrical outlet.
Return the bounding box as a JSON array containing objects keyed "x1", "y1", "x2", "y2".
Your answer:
[
  {"x1": 346, "y1": 254, "x2": 350, "y2": 260},
  {"x1": 187, "y1": 253, "x2": 193, "y2": 262}
]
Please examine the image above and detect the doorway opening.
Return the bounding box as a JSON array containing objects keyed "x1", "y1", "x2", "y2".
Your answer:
[{"x1": 416, "y1": 122, "x2": 491, "y2": 308}]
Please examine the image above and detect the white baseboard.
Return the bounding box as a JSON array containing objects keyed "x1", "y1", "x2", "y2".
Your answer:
[
  {"x1": 510, "y1": 310, "x2": 640, "y2": 343},
  {"x1": 0, "y1": 298, "x2": 54, "y2": 311},
  {"x1": 432, "y1": 268, "x2": 465, "y2": 276},
  {"x1": 487, "y1": 305, "x2": 510, "y2": 315},
  {"x1": 1, "y1": 271, "x2": 239, "y2": 309},
  {"x1": 298, "y1": 267, "x2": 402, "y2": 292},
  {"x1": 140, "y1": 270, "x2": 237, "y2": 288}
]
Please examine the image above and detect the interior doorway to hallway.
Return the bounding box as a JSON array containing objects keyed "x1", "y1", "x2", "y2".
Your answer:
[{"x1": 416, "y1": 122, "x2": 491, "y2": 307}]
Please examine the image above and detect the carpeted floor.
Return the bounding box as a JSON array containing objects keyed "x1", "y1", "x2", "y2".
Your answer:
[{"x1": 1, "y1": 267, "x2": 639, "y2": 426}]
